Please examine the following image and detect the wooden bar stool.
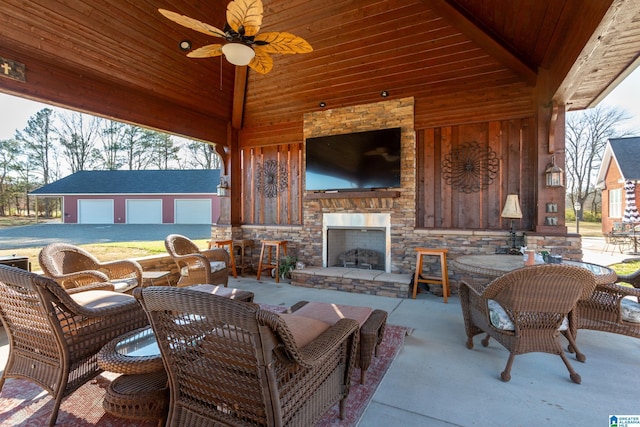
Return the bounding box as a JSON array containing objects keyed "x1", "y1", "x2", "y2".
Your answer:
[
  {"x1": 213, "y1": 240, "x2": 237, "y2": 278},
  {"x1": 413, "y1": 248, "x2": 450, "y2": 303},
  {"x1": 256, "y1": 240, "x2": 287, "y2": 283}
]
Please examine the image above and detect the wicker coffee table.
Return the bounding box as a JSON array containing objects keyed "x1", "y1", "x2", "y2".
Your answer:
[{"x1": 97, "y1": 326, "x2": 168, "y2": 425}]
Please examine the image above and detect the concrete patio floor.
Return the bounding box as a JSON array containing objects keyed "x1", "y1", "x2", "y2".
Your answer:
[
  {"x1": 229, "y1": 272, "x2": 638, "y2": 427},
  {"x1": 0, "y1": 237, "x2": 638, "y2": 426}
]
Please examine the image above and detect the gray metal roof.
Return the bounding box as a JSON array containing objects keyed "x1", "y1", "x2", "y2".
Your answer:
[{"x1": 30, "y1": 169, "x2": 221, "y2": 195}]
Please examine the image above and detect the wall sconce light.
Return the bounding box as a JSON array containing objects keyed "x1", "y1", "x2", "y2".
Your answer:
[
  {"x1": 501, "y1": 194, "x2": 523, "y2": 254},
  {"x1": 179, "y1": 40, "x2": 192, "y2": 51},
  {"x1": 217, "y1": 176, "x2": 230, "y2": 197},
  {"x1": 545, "y1": 155, "x2": 564, "y2": 187}
]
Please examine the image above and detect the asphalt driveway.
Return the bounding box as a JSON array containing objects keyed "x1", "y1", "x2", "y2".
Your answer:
[{"x1": 0, "y1": 223, "x2": 213, "y2": 250}]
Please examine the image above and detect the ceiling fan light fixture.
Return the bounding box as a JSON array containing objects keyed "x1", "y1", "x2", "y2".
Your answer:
[{"x1": 221, "y1": 43, "x2": 255, "y2": 66}]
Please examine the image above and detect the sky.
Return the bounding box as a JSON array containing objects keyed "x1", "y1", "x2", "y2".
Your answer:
[{"x1": 1, "y1": 66, "x2": 640, "y2": 140}]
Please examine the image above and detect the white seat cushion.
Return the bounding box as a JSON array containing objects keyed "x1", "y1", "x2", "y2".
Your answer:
[
  {"x1": 111, "y1": 278, "x2": 138, "y2": 293},
  {"x1": 488, "y1": 299, "x2": 569, "y2": 331},
  {"x1": 180, "y1": 261, "x2": 227, "y2": 277},
  {"x1": 621, "y1": 297, "x2": 640, "y2": 323}
]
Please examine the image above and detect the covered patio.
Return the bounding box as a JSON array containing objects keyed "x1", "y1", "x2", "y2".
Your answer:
[
  {"x1": 2, "y1": 1, "x2": 640, "y2": 425},
  {"x1": 3, "y1": 1, "x2": 640, "y2": 268}
]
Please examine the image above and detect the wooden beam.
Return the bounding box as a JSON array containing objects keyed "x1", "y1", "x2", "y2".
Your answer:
[
  {"x1": 426, "y1": 0, "x2": 537, "y2": 86},
  {"x1": 552, "y1": 0, "x2": 637, "y2": 106},
  {"x1": 231, "y1": 66, "x2": 248, "y2": 130},
  {"x1": 0, "y1": 48, "x2": 229, "y2": 145}
]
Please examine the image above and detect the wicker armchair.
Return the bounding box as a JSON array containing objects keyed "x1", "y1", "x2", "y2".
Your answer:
[
  {"x1": 164, "y1": 233, "x2": 230, "y2": 287},
  {"x1": 575, "y1": 278, "x2": 640, "y2": 339},
  {"x1": 0, "y1": 265, "x2": 148, "y2": 426},
  {"x1": 459, "y1": 264, "x2": 597, "y2": 384},
  {"x1": 39, "y1": 242, "x2": 143, "y2": 293},
  {"x1": 134, "y1": 286, "x2": 360, "y2": 427}
]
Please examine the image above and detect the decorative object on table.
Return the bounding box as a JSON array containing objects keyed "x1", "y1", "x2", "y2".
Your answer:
[
  {"x1": 441, "y1": 141, "x2": 499, "y2": 193},
  {"x1": 135, "y1": 286, "x2": 360, "y2": 427},
  {"x1": 159, "y1": 0, "x2": 313, "y2": 74},
  {"x1": 164, "y1": 234, "x2": 230, "y2": 287},
  {"x1": 39, "y1": 242, "x2": 143, "y2": 293},
  {"x1": 459, "y1": 264, "x2": 597, "y2": 383},
  {"x1": 0, "y1": 265, "x2": 148, "y2": 426},
  {"x1": 501, "y1": 194, "x2": 523, "y2": 254},
  {"x1": 544, "y1": 154, "x2": 564, "y2": 187}
]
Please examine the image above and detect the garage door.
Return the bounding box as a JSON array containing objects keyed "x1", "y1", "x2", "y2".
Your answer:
[
  {"x1": 175, "y1": 199, "x2": 212, "y2": 224},
  {"x1": 78, "y1": 199, "x2": 114, "y2": 224},
  {"x1": 126, "y1": 199, "x2": 162, "y2": 224}
]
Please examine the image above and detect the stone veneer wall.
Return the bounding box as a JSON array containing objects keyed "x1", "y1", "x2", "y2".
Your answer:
[{"x1": 212, "y1": 97, "x2": 582, "y2": 289}]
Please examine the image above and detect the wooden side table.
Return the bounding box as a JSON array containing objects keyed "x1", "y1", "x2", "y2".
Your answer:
[
  {"x1": 233, "y1": 239, "x2": 254, "y2": 276},
  {"x1": 142, "y1": 270, "x2": 171, "y2": 287},
  {"x1": 257, "y1": 240, "x2": 287, "y2": 283}
]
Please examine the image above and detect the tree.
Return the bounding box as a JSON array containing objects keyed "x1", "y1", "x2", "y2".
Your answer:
[
  {"x1": 15, "y1": 108, "x2": 57, "y2": 217},
  {"x1": 56, "y1": 111, "x2": 101, "y2": 172},
  {"x1": 180, "y1": 140, "x2": 222, "y2": 169},
  {"x1": 149, "y1": 133, "x2": 180, "y2": 170},
  {"x1": 0, "y1": 139, "x2": 22, "y2": 215},
  {"x1": 99, "y1": 119, "x2": 126, "y2": 170},
  {"x1": 120, "y1": 125, "x2": 155, "y2": 170},
  {"x1": 565, "y1": 105, "x2": 631, "y2": 220},
  {"x1": 15, "y1": 108, "x2": 56, "y2": 185}
]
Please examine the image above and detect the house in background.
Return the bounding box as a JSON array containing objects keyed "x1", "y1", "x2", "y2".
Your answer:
[
  {"x1": 596, "y1": 137, "x2": 640, "y2": 232},
  {"x1": 30, "y1": 170, "x2": 222, "y2": 224}
]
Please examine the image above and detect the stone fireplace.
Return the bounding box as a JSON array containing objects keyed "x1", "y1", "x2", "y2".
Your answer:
[{"x1": 323, "y1": 213, "x2": 391, "y2": 272}]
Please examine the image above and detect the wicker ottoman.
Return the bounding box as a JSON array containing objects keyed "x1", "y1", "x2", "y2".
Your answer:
[
  {"x1": 103, "y1": 370, "x2": 168, "y2": 424},
  {"x1": 289, "y1": 301, "x2": 388, "y2": 384}
]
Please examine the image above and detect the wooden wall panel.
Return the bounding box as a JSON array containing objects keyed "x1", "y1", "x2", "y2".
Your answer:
[
  {"x1": 241, "y1": 143, "x2": 303, "y2": 225},
  {"x1": 416, "y1": 117, "x2": 535, "y2": 230}
]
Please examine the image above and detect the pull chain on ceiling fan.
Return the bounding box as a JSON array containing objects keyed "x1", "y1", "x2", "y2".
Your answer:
[{"x1": 159, "y1": 0, "x2": 313, "y2": 74}]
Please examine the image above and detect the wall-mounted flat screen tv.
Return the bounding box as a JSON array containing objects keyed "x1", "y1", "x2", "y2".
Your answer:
[{"x1": 305, "y1": 127, "x2": 402, "y2": 191}]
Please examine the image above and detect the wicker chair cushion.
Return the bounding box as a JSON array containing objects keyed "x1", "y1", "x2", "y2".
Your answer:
[
  {"x1": 71, "y1": 289, "x2": 137, "y2": 308},
  {"x1": 290, "y1": 301, "x2": 373, "y2": 327},
  {"x1": 488, "y1": 299, "x2": 569, "y2": 331},
  {"x1": 187, "y1": 284, "x2": 253, "y2": 301},
  {"x1": 621, "y1": 297, "x2": 640, "y2": 323},
  {"x1": 279, "y1": 313, "x2": 331, "y2": 348},
  {"x1": 111, "y1": 278, "x2": 138, "y2": 293},
  {"x1": 180, "y1": 261, "x2": 227, "y2": 277}
]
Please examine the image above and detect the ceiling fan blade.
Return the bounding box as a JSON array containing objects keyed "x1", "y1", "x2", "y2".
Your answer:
[
  {"x1": 187, "y1": 44, "x2": 224, "y2": 58},
  {"x1": 226, "y1": 0, "x2": 263, "y2": 37},
  {"x1": 248, "y1": 47, "x2": 274, "y2": 74},
  {"x1": 255, "y1": 32, "x2": 313, "y2": 54},
  {"x1": 159, "y1": 9, "x2": 225, "y2": 38}
]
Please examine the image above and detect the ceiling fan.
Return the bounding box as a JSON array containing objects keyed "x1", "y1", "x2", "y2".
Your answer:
[{"x1": 159, "y1": 0, "x2": 313, "y2": 74}]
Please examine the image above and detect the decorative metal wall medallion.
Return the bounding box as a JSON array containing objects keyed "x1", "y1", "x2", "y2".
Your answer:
[
  {"x1": 256, "y1": 160, "x2": 288, "y2": 198},
  {"x1": 441, "y1": 142, "x2": 499, "y2": 193}
]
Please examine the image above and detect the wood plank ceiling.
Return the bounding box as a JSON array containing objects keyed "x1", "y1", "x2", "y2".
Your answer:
[{"x1": 1, "y1": 0, "x2": 639, "y2": 145}]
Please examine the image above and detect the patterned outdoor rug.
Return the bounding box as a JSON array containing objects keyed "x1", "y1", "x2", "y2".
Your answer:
[{"x1": 0, "y1": 304, "x2": 407, "y2": 427}]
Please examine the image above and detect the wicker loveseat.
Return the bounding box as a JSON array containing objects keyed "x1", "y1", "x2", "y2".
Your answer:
[
  {"x1": 0, "y1": 265, "x2": 148, "y2": 426},
  {"x1": 459, "y1": 264, "x2": 597, "y2": 384},
  {"x1": 134, "y1": 286, "x2": 360, "y2": 426},
  {"x1": 164, "y1": 233, "x2": 230, "y2": 287},
  {"x1": 39, "y1": 242, "x2": 143, "y2": 293}
]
